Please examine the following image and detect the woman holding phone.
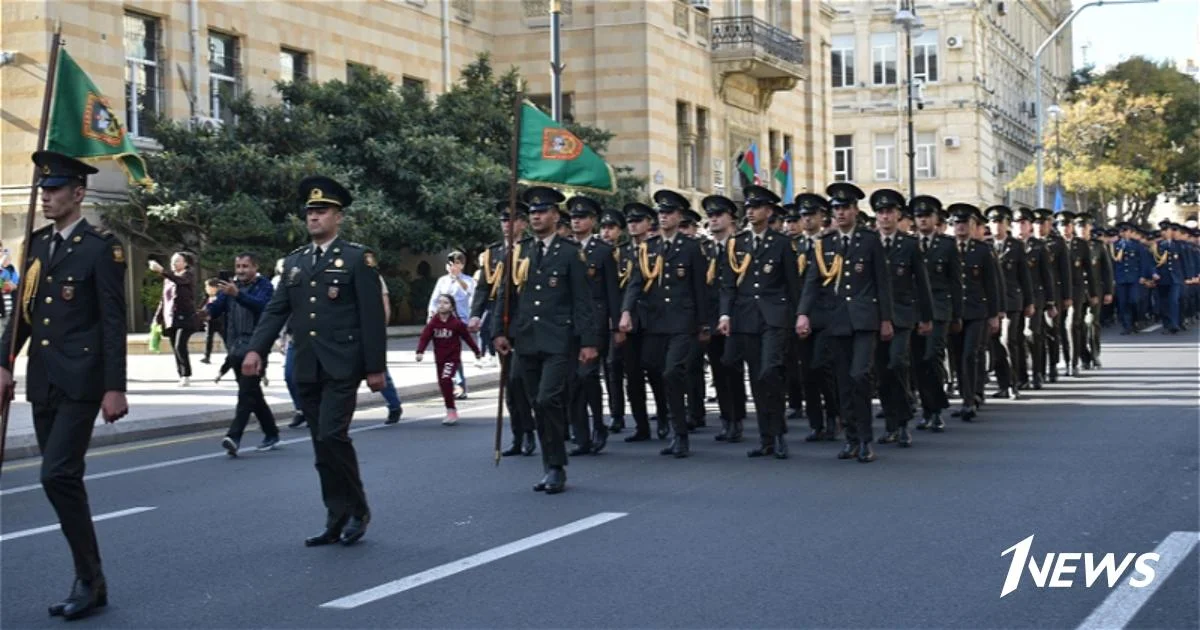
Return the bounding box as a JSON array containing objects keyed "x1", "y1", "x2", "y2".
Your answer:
[{"x1": 150, "y1": 252, "x2": 198, "y2": 385}]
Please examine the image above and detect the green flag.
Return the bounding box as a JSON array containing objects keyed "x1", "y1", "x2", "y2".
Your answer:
[
  {"x1": 517, "y1": 102, "x2": 614, "y2": 194},
  {"x1": 47, "y1": 49, "x2": 151, "y2": 185}
]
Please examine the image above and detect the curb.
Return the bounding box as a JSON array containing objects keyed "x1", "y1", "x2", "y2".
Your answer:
[{"x1": 2, "y1": 371, "x2": 503, "y2": 462}]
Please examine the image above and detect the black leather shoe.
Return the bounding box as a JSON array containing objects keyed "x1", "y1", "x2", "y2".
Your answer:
[
  {"x1": 915, "y1": 415, "x2": 932, "y2": 431},
  {"x1": 857, "y1": 441, "x2": 876, "y2": 463},
  {"x1": 305, "y1": 519, "x2": 346, "y2": 547},
  {"x1": 931, "y1": 413, "x2": 946, "y2": 432},
  {"x1": 837, "y1": 442, "x2": 860, "y2": 460},
  {"x1": 660, "y1": 437, "x2": 679, "y2": 456},
  {"x1": 56, "y1": 576, "x2": 107, "y2": 621},
  {"x1": 715, "y1": 418, "x2": 731, "y2": 441},
  {"x1": 898, "y1": 426, "x2": 912, "y2": 447},
  {"x1": 804, "y1": 430, "x2": 822, "y2": 442},
  {"x1": 608, "y1": 417, "x2": 625, "y2": 433},
  {"x1": 877, "y1": 431, "x2": 899, "y2": 444},
  {"x1": 521, "y1": 431, "x2": 537, "y2": 456},
  {"x1": 958, "y1": 406, "x2": 976, "y2": 422},
  {"x1": 341, "y1": 514, "x2": 370, "y2": 545},
  {"x1": 624, "y1": 430, "x2": 651, "y2": 443},
  {"x1": 728, "y1": 420, "x2": 744, "y2": 443},
  {"x1": 533, "y1": 471, "x2": 551, "y2": 492},
  {"x1": 747, "y1": 444, "x2": 775, "y2": 458},
  {"x1": 591, "y1": 427, "x2": 608, "y2": 454},
  {"x1": 543, "y1": 467, "x2": 566, "y2": 494},
  {"x1": 1032, "y1": 377, "x2": 1043, "y2": 390},
  {"x1": 501, "y1": 433, "x2": 524, "y2": 457},
  {"x1": 288, "y1": 413, "x2": 307, "y2": 429},
  {"x1": 384, "y1": 407, "x2": 403, "y2": 424},
  {"x1": 569, "y1": 444, "x2": 594, "y2": 456},
  {"x1": 774, "y1": 436, "x2": 789, "y2": 459},
  {"x1": 992, "y1": 388, "x2": 1012, "y2": 399},
  {"x1": 656, "y1": 420, "x2": 670, "y2": 440},
  {"x1": 674, "y1": 435, "x2": 691, "y2": 458}
]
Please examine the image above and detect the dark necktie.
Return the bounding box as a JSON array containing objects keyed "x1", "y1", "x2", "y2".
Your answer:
[
  {"x1": 313, "y1": 246, "x2": 323, "y2": 267},
  {"x1": 884, "y1": 236, "x2": 892, "y2": 250},
  {"x1": 959, "y1": 242, "x2": 967, "y2": 257},
  {"x1": 51, "y1": 233, "x2": 64, "y2": 259},
  {"x1": 842, "y1": 235, "x2": 850, "y2": 254},
  {"x1": 535, "y1": 241, "x2": 546, "y2": 267},
  {"x1": 921, "y1": 236, "x2": 929, "y2": 252}
]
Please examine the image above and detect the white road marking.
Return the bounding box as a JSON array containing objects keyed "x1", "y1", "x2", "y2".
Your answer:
[
  {"x1": 0, "y1": 506, "x2": 156, "y2": 542},
  {"x1": 0, "y1": 403, "x2": 493, "y2": 497},
  {"x1": 1075, "y1": 531, "x2": 1200, "y2": 630},
  {"x1": 1139, "y1": 323, "x2": 1162, "y2": 333},
  {"x1": 320, "y1": 512, "x2": 629, "y2": 610}
]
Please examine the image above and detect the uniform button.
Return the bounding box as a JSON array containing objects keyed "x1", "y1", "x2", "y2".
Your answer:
[
  {"x1": 42, "y1": 318, "x2": 49, "y2": 325},
  {"x1": 41, "y1": 339, "x2": 49, "y2": 346},
  {"x1": 310, "y1": 281, "x2": 317, "y2": 287},
  {"x1": 846, "y1": 297, "x2": 852, "y2": 301},
  {"x1": 309, "y1": 297, "x2": 316, "y2": 303},
  {"x1": 309, "y1": 313, "x2": 316, "y2": 319},
  {"x1": 533, "y1": 315, "x2": 540, "y2": 321},
  {"x1": 754, "y1": 295, "x2": 760, "y2": 300},
  {"x1": 844, "y1": 272, "x2": 850, "y2": 277},
  {"x1": 665, "y1": 298, "x2": 671, "y2": 303},
  {"x1": 309, "y1": 330, "x2": 317, "y2": 337},
  {"x1": 753, "y1": 283, "x2": 759, "y2": 288},
  {"x1": 534, "y1": 301, "x2": 541, "y2": 306},
  {"x1": 845, "y1": 285, "x2": 851, "y2": 290},
  {"x1": 535, "y1": 285, "x2": 541, "y2": 290},
  {"x1": 46, "y1": 276, "x2": 53, "y2": 283},
  {"x1": 45, "y1": 297, "x2": 52, "y2": 304}
]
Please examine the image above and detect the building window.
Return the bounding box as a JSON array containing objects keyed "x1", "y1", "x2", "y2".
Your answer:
[
  {"x1": 833, "y1": 134, "x2": 853, "y2": 182},
  {"x1": 696, "y1": 107, "x2": 710, "y2": 192},
  {"x1": 874, "y1": 133, "x2": 896, "y2": 181},
  {"x1": 280, "y1": 48, "x2": 308, "y2": 84},
  {"x1": 402, "y1": 75, "x2": 427, "y2": 93},
  {"x1": 677, "y1": 101, "x2": 695, "y2": 189},
  {"x1": 870, "y1": 33, "x2": 897, "y2": 86},
  {"x1": 208, "y1": 31, "x2": 239, "y2": 124},
  {"x1": 912, "y1": 30, "x2": 939, "y2": 83},
  {"x1": 831, "y1": 34, "x2": 855, "y2": 88},
  {"x1": 124, "y1": 12, "x2": 161, "y2": 137},
  {"x1": 916, "y1": 131, "x2": 937, "y2": 179},
  {"x1": 528, "y1": 93, "x2": 575, "y2": 124}
]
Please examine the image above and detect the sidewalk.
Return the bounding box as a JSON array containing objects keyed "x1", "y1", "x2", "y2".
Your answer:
[{"x1": 3, "y1": 333, "x2": 502, "y2": 461}]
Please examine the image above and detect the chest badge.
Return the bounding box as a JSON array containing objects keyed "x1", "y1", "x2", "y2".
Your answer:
[
  {"x1": 587, "y1": 266, "x2": 596, "y2": 279},
  {"x1": 854, "y1": 262, "x2": 864, "y2": 273},
  {"x1": 676, "y1": 266, "x2": 687, "y2": 278},
  {"x1": 61, "y1": 285, "x2": 75, "y2": 301},
  {"x1": 289, "y1": 267, "x2": 301, "y2": 283},
  {"x1": 548, "y1": 276, "x2": 559, "y2": 288},
  {"x1": 763, "y1": 263, "x2": 773, "y2": 274},
  {"x1": 334, "y1": 258, "x2": 344, "y2": 268},
  {"x1": 896, "y1": 265, "x2": 906, "y2": 276},
  {"x1": 328, "y1": 286, "x2": 340, "y2": 300}
]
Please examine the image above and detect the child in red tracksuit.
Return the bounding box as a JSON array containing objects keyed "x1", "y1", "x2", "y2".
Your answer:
[{"x1": 417, "y1": 294, "x2": 482, "y2": 425}]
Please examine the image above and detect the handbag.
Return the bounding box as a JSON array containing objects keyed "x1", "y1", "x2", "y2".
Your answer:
[{"x1": 148, "y1": 323, "x2": 163, "y2": 353}]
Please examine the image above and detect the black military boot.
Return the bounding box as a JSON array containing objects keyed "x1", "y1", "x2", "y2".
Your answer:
[
  {"x1": 774, "y1": 435, "x2": 789, "y2": 459},
  {"x1": 715, "y1": 417, "x2": 731, "y2": 441},
  {"x1": 898, "y1": 426, "x2": 913, "y2": 447},
  {"x1": 54, "y1": 575, "x2": 107, "y2": 621},
  {"x1": 857, "y1": 441, "x2": 876, "y2": 463},
  {"x1": 837, "y1": 441, "x2": 860, "y2": 460},
  {"x1": 915, "y1": 412, "x2": 932, "y2": 431},
  {"x1": 608, "y1": 416, "x2": 625, "y2": 433},
  {"x1": 728, "y1": 419, "x2": 744, "y2": 443},
  {"x1": 931, "y1": 413, "x2": 946, "y2": 432},
  {"x1": 674, "y1": 434, "x2": 691, "y2": 458},
  {"x1": 501, "y1": 433, "x2": 524, "y2": 457},
  {"x1": 521, "y1": 431, "x2": 537, "y2": 456}
]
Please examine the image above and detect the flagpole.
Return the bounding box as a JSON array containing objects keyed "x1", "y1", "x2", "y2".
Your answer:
[
  {"x1": 494, "y1": 89, "x2": 524, "y2": 466},
  {"x1": 1, "y1": 22, "x2": 63, "y2": 472}
]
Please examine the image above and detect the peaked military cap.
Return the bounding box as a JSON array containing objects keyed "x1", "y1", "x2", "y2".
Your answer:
[
  {"x1": 523, "y1": 186, "x2": 565, "y2": 212},
  {"x1": 985, "y1": 205, "x2": 1013, "y2": 222},
  {"x1": 948, "y1": 202, "x2": 982, "y2": 224},
  {"x1": 624, "y1": 202, "x2": 654, "y2": 221},
  {"x1": 858, "y1": 211, "x2": 875, "y2": 226},
  {"x1": 1014, "y1": 207, "x2": 1036, "y2": 223},
  {"x1": 795, "y1": 193, "x2": 830, "y2": 216},
  {"x1": 701, "y1": 194, "x2": 738, "y2": 218},
  {"x1": 770, "y1": 205, "x2": 787, "y2": 221},
  {"x1": 494, "y1": 199, "x2": 530, "y2": 220},
  {"x1": 826, "y1": 182, "x2": 866, "y2": 207},
  {"x1": 557, "y1": 208, "x2": 571, "y2": 228},
  {"x1": 567, "y1": 194, "x2": 602, "y2": 218},
  {"x1": 299, "y1": 175, "x2": 352, "y2": 209},
  {"x1": 653, "y1": 189, "x2": 690, "y2": 213},
  {"x1": 682, "y1": 207, "x2": 703, "y2": 225},
  {"x1": 869, "y1": 188, "x2": 906, "y2": 212},
  {"x1": 909, "y1": 195, "x2": 942, "y2": 217},
  {"x1": 600, "y1": 209, "x2": 626, "y2": 229},
  {"x1": 782, "y1": 203, "x2": 801, "y2": 220},
  {"x1": 1032, "y1": 207, "x2": 1054, "y2": 221},
  {"x1": 1115, "y1": 221, "x2": 1135, "y2": 232},
  {"x1": 742, "y1": 185, "x2": 781, "y2": 208},
  {"x1": 1055, "y1": 210, "x2": 1077, "y2": 223},
  {"x1": 33, "y1": 151, "x2": 98, "y2": 188}
]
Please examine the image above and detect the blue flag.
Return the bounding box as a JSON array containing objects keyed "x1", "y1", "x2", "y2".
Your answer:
[{"x1": 1053, "y1": 186, "x2": 1064, "y2": 213}]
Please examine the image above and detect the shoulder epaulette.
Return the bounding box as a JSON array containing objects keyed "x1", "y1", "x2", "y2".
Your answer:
[
  {"x1": 288, "y1": 245, "x2": 307, "y2": 256},
  {"x1": 559, "y1": 238, "x2": 580, "y2": 248},
  {"x1": 32, "y1": 224, "x2": 52, "y2": 237},
  {"x1": 519, "y1": 236, "x2": 534, "y2": 244},
  {"x1": 82, "y1": 224, "x2": 116, "y2": 241},
  {"x1": 341, "y1": 241, "x2": 365, "y2": 250}
]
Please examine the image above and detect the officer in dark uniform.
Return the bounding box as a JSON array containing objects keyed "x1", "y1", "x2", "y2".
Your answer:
[
  {"x1": 245, "y1": 175, "x2": 387, "y2": 546},
  {"x1": 1034, "y1": 208, "x2": 1072, "y2": 382},
  {"x1": 717, "y1": 185, "x2": 802, "y2": 459},
  {"x1": 681, "y1": 206, "x2": 714, "y2": 431},
  {"x1": 870, "y1": 189, "x2": 933, "y2": 447},
  {"x1": 616, "y1": 202, "x2": 670, "y2": 441},
  {"x1": 0, "y1": 151, "x2": 129, "y2": 620},
  {"x1": 566, "y1": 194, "x2": 621, "y2": 455},
  {"x1": 1015, "y1": 207, "x2": 1057, "y2": 389},
  {"x1": 911, "y1": 195, "x2": 961, "y2": 432},
  {"x1": 781, "y1": 203, "x2": 806, "y2": 422},
  {"x1": 620, "y1": 190, "x2": 710, "y2": 458},
  {"x1": 492, "y1": 186, "x2": 598, "y2": 494},
  {"x1": 469, "y1": 201, "x2": 536, "y2": 456},
  {"x1": 946, "y1": 204, "x2": 1000, "y2": 421},
  {"x1": 1058, "y1": 211, "x2": 1098, "y2": 375},
  {"x1": 1082, "y1": 219, "x2": 1114, "y2": 367},
  {"x1": 1112, "y1": 222, "x2": 1154, "y2": 334},
  {"x1": 598, "y1": 209, "x2": 629, "y2": 431},
  {"x1": 985, "y1": 205, "x2": 1034, "y2": 398},
  {"x1": 795, "y1": 183, "x2": 894, "y2": 463},
  {"x1": 794, "y1": 193, "x2": 840, "y2": 441},
  {"x1": 701, "y1": 194, "x2": 748, "y2": 442}
]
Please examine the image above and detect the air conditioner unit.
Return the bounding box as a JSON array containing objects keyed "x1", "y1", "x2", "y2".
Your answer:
[
  {"x1": 190, "y1": 116, "x2": 224, "y2": 132},
  {"x1": 690, "y1": 0, "x2": 711, "y2": 11},
  {"x1": 944, "y1": 136, "x2": 962, "y2": 149},
  {"x1": 946, "y1": 35, "x2": 964, "y2": 49}
]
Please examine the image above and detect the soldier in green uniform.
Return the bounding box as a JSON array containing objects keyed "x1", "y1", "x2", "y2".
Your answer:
[
  {"x1": 244, "y1": 176, "x2": 387, "y2": 547},
  {"x1": 947, "y1": 204, "x2": 1001, "y2": 421},
  {"x1": 1034, "y1": 208, "x2": 1072, "y2": 382},
  {"x1": 599, "y1": 209, "x2": 629, "y2": 432},
  {"x1": 1058, "y1": 211, "x2": 1099, "y2": 376},
  {"x1": 1015, "y1": 207, "x2": 1057, "y2": 390},
  {"x1": 701, "y1": 195, "x2": 747, "y2": 442},
  {"x1": 794, "y1": 193, "x2": 840, "y2": 441},
  {"x1": 680, "y1": 206, "x2": 711, "y2": 430},
  {"x1": 985, "y1": 205, "x2": 1034, "y2": 399},
  {"x1": 0, "y1": 151, "x2": 129, "y2": 620},
  {"x1": 469, "y1": 201, "x2": 536, "y2": 456},
  {"x1": 616, "y1": 202, "x2": 669, "y2": 441},
  {"x1": 911, "y1": 195, "x2": 962, "y2": 432},
  {"x1": 492, "y1": 187, "x2": 598, "y2": 494},
  {"x1": 1080, "y1": 217, "x2": 1114, "y2": 369}
]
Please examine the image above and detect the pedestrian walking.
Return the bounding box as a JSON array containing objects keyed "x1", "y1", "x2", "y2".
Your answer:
[
  {"x1": 428, "y1": 251, "x2": 476, "y2": 398},
  {"x1": 150, "y1": 251, "x2": 197, "y2": 386},
  {"x1": 417, "y1": 294, "x2": 483, "y2": 425}
]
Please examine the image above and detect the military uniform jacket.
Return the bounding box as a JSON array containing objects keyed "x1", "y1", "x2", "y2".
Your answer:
[
  {"x1": 719, "y1": 228, "x2": 801, "y2": 333},
  {"x1": 615, "y1": 240, "x2": 647, "y2": 332},
  {"x1": 796, "y1": 227, "x2": 894, "y2": 334},
  {"x1": 470, "y1": 241, "x2": 506, "y2": 320},
  {"x1": 622, "y1": 233, "x2": 709, "y2": 336},
  {"x1": 493, "y1": 235, "x2": 598, "y2": 354},
  {"x1": 920, "y1": 233, "x2": 963, "y2": 322},
  {"x1": 1046, "y1": 234, "x2": 1073, "y2": 306},
  {"x1": 994, "y1": 235, "x2": 1034, "y2": 313},
  {"x1": 1024, "y1": 237, "x2": 1058, "y2": 308},
  {"x1": 957, "y1": 239, "x2": 1001, "y2": 321},
  {"x1": 248, "y1": 237, "x2": 387, "y2": 383},
  {"x1": 579, "y1": 236, "x2": 622, "y2": 336},
  {"x1": 1112, "y1": 239, "x2": 1153, "y2": 285},
  {"x1": 1154, "y1": 240, "x2": 1184, "y2": 285},
  {"x1": 701, "y1": 236, "x2": 725, "y2": 330},
  {"x1": 880, "y1": 232, "x2": 934, "y2": 329},
  {"x1": 1066, "y1": 238, "x2": 1098, "y2": 299},
  {"x1": 0, "y1": 220, "x2": 127, "y2": 403},
  {"x1": 1089, "y1": 238, "x2": 1114, "y2": 296}
]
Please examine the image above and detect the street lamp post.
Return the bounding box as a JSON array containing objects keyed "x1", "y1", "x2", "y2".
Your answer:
[
  {"x1": 1048, "y1": 104, "x2": 1063, "y2": 203},
  {"x1": 894, "y1": 1, "x2": 923, "y2": 200},
  {"x1": 1033, "y1": 0, "x2": 1158, "y2": 208}
]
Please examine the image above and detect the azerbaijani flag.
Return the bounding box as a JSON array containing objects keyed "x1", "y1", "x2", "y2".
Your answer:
[
  {"x1": 737, "y1": 142, "x2": 759, "y2": 186},
  {"x1": 773, "y1": 150, "x2": 794, "y2": 202}
]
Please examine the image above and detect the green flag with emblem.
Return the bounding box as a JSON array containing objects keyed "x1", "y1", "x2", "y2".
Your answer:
[
  {"x1": 517, "y1": 101, "x2": 614, "y2": 194},
  {"x1": 47, "y1": 49, "x2": 152, "y2": 185}
]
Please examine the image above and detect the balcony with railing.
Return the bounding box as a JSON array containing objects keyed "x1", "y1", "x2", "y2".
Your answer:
[{"x1": 708, "y1": 16, "x2": 807, "y2": 110}]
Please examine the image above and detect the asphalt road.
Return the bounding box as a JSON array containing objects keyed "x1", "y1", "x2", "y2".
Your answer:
[{"x1": 1, "y1": 328, "x2": 1197, "y2": 629}]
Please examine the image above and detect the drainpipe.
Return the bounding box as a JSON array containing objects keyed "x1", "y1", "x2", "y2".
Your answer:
[{"x1": 442, "y1": 0, "x2": 451, "y2": 93}]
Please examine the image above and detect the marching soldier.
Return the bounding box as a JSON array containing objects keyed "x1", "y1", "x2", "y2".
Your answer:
[
  {"x1": 492, "y1": 186, "x2": 599, "y2": 494},
  {"x1": 245, "y1": 175, "x2": 388, "y2": 546},
  {"x1": 0, "y1": 151, "x2": 129, "y2": 620},
  {"x1": 620, "y1": 190, "x2": 710, "y2": 458},
  {"x1": 1015, "y1": 207, "x2": 1057, "y2": 390},
  {"x1": 947, "y1": 204, "x2": 1000, "y2": 422},
  {"x1": 1035, "y1": 208, "x2": 1072, "y2": 382},
  {"x1": 1112, "y1": 222, "x2": 1155, "y2": 334},
  {"x1": 1081, "y1": 219, "x2": 1114, "y2": 368},
  {"x1": 469, "y1": 201, "x2": 536, "y2": 456},
  {"x1": 1153, "y1": 220, "x2": 1184, "y2": 334},
  {"x1": 782, "y1": 204, "x2": 806, "y2": 422},
  {"x1": 870, "y1": 189, "x2": 933, "y2": 447},
  {"x1": 566, "y1": 195, "x2": 622, "y2": 455},
  {"x1": 1058, "y1": 211, "x2": 1098, "y2": 375},
  {"x1": 794, "y1": 195, "x2": 840, "y2": 441},
  {"x1": 985, "y1": 206, "x2": 1034, "y2": 399},
  {"x1": 616, "y1": 202, "x2": 670, "y2": 442},
  {"x1": 795, "y1": 183, "x2": 894, "y2": 463},
  {"x1": 717, "y1": 185, "x2": 801, "y2": 459},
  {"x1": 701, "y1": 195, "x2": 748, "y2": 442},
  {"x1": 680, "y1": 207, "x2": 711, "y2": 430},
  {"x1": 911, "y1": 195, "x2": 961, "y2": 432},
  {"x1": 599, "y1": 209, "x2": 629, "y2": 430}
]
